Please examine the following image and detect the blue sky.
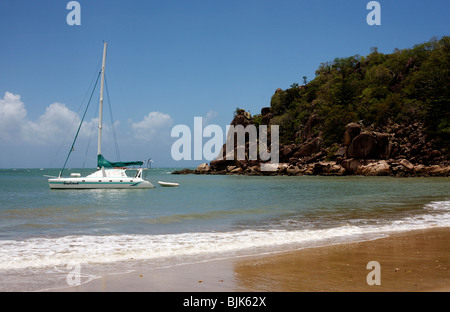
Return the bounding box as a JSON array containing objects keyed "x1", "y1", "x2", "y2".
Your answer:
[{"x1": 0, "y1": 0, "x2": 449, "y2": 168}]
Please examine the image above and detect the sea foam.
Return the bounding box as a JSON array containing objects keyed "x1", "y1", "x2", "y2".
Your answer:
[{"x1": 0, "y1": 200, "x2": 449, "y2": 271}]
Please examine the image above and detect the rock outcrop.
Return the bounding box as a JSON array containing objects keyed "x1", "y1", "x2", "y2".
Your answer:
[{"x1": 173, "y1": 111, "x2": 449, "y2": 177}]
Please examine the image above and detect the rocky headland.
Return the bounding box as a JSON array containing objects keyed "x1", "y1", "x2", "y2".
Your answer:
[
  {"x1": 173, "y1": 37, "x2": 449, "y2": 177},
  {"x1": 173, "y1": 109, "x2": 449, "y2": 177}
]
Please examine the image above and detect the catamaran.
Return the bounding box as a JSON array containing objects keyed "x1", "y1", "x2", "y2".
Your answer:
[{"x1": 48, "y1": 42, "x2": 155, "y2": 189}]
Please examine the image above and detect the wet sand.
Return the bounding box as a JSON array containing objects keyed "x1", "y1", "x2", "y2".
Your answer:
[{"x1": 56, "y1": 227, "x2": 450, "y2": 292}]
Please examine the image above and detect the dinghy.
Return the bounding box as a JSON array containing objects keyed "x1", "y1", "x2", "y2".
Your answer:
[{"x1": 158, "y1": 181, "x2": 180, "y2": 187}]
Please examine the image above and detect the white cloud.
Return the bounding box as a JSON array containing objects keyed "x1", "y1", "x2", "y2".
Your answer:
[
  {"x1": 203, "y1": 110, "x2": 218, "y2": 125},
  {"x1": 0, "y1": 92, "x2": 176, "y2": 167},
  {"x1": 0, "y1": 92, "x2": 27, "y2": 141},
  {"x1": 0, "y1": 91, "x2": 95, "y2": 145},
  {"x1": 0, "y1": 93, "x2": 175, "y2": 147},
  {"x1": 131, "y1": 111, "x2": 174, "y2": 141},
  {"x1": 24, "y1": 102, "x2": 81, "y2": 144}
]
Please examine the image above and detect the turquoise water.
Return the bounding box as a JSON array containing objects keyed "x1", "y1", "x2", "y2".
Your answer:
[{"x1": 0, "y1": 168, "x2": 449, "y2": 291}]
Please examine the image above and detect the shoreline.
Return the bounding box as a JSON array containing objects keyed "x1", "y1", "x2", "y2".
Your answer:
[
  {"x1": 174, "y1": 161, "x2": 450, "y2": 177},
  {"x1": 53, "y1": 227, "x2": 450, "y2": 292}
]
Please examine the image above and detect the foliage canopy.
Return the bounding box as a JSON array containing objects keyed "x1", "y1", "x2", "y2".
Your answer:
[{"x1": 263, "y1": 36, "x2": 449, "y2": 147}]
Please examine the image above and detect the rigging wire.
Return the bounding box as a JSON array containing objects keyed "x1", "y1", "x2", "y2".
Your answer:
[
  {"x1": 82, "y1": 98, "x2": 98, "y2": 169},
  {"x1": 49, "y1": 60, "x2": 102, "y2": 168},
  {"x1": 104, "y1": 74, "x2": 121, "y2": 162},
  {"x1": 60, "y1": 71, "x2": 101, "y2": 177}
]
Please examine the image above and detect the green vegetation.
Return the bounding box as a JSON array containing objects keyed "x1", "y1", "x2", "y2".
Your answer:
[
  {"x1": 259, "y1": 36, "x2": 449, "y2": 148},
  {"x1": 234, "y1": 107, "x2": 246, "y2": 117}
]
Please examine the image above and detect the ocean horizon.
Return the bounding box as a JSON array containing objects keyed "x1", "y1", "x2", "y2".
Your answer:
[{"x1": 0, "y1": 168, "x2": 449, "y2": 291}]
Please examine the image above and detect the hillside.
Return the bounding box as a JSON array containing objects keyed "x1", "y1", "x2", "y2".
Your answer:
[
  {"x1": 176, "y1": 37, "x2": 450, "y2": 177},
  {"x1": 257, "y1": 36, "x2": 449, "y2": 149}
]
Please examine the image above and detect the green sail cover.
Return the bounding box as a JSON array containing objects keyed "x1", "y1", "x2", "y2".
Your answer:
[{"x1": 97, "y1": 154, "x2": 143, "y2": 168}]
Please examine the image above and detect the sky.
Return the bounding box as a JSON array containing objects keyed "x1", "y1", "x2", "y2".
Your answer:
[{"x1": 0, "y1": 0, "x2": 449, "y2": 169}]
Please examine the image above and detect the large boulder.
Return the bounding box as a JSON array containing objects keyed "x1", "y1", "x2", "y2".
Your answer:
[
  {"x1": 399, "y1": 159, "x2": 414, "y2": 171},
  {"x1": 279, "y1": 145, "x2": 294, "y2": 163},
  {"x1": 343, "y1": 123, "x2": 361, "y2": 146},
  {"x1": 347, "y1": 132, "x2": 377, "y2": 159},
  {"x1": 286, "y1": 165, "x2": 302, "y2": 176},
  {"x1": 261, "y1": 107, "x2": 271, "y2": 116},
  {"x1": 230, "y1": 113, "x2": 253, "y2": 127},
  {"x1": 426, "y1": 165, "x2": 450, "y2": 177},
  {"x1": 375, "y1": 133, "x2": 390, "y2": 159},
  {"x1": 210, "y1": 158, "x2": 236, "y2": 171},
  {"x1": 356, "y1": 160, "x2": 391, "y2": 176},
  {"x1": 172, "y1": 168, "x2": 195, "y2": 174},
  {"x1": 294, "y1": 137, "x2": 322, "y2": 157},
  {"x1": 341, "y1": 158, "x2": 364, "y2": 174},
  {"x1": 196, "y1": 163, "x2": 210, "y2": 174},
  {"x1": 313, "y1": 161, "x2": 345, "y2": 176}
]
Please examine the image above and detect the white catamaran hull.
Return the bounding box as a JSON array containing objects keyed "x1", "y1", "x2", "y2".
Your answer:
[
  {"x1": 49, "y1": 168, "x2": 155, "y2": 189},
  {"x1": 49, "y1": 177, "x2": 154, "y2": 189}
]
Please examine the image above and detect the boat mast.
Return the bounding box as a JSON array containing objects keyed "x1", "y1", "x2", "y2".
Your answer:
[{"x1": 98, "y1": 41, "x2": 107, "y2": 163}]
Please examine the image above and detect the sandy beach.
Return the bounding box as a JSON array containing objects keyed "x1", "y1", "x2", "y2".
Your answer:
[{"x1": 54, "y1": 227, "x2": 450, "y2": 292}]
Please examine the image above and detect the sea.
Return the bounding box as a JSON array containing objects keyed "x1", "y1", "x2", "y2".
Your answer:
[{"x1": 0, "y1": 168, "x2": 449, "y2": 291}]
